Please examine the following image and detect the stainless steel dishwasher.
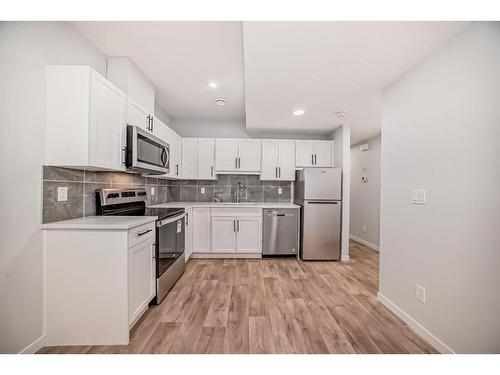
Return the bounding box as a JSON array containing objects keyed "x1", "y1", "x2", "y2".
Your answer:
[{"x1": 263, "y1": 208, "x2": 299, "y2": 256}]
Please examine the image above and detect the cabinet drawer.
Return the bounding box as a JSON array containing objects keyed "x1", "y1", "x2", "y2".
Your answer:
[
  {"x1": 128, "y1": 222, "x2": 156, "y2": 248},
  {"x1": 210, "y1": 207, "x2": 262, "y2": 217}
]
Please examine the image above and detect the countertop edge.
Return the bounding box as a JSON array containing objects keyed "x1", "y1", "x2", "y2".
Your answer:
[
  {"x1": 147, "y1": 202, "x2": 300, "y2": 209},
  {"x1": 41, "y1": 216, "x2": 158, "y2": 230}
]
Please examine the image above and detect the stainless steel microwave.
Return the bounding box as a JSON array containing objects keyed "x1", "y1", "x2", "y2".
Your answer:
[{"x1": 126, "y1": 125, "x2": 170, "y2": 175}]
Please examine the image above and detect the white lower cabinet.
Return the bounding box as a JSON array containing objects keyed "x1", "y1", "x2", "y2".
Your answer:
[
  {"x1": 192, "y1": 207, "x2": 211, "y2": 253},
  {"x1": 210, "y1": 208, "x2": 262, "y2": 255},
  {"x1": 185, "y1": 207, "x2": 193, "y2": 261},
  {"x1": 128, "y1": 236, "x2": 155, "y2": 325},
  {"x1": 236, "y1": 217, "x2": 262, "y2": 253}
]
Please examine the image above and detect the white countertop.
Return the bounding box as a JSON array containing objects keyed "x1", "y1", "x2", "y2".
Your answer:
[
  {"x1": 41, "y1": 215, "x2": 157, "y2": 230},
  {"x1": 148, "y1": 202, "x2": 300, "y2": 209}
]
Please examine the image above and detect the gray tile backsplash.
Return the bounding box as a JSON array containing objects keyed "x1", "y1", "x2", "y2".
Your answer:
[{"x1": 42, "y1": 167, "x2": 293, "y2": 223}]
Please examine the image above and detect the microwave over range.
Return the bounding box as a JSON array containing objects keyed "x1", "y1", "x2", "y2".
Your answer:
[{"x1": 126, "y1": 125, "x2": 169, "y2": 175}]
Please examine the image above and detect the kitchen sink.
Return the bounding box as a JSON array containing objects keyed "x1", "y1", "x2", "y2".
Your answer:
[{"x1": 217, "y1": 202, "x2": 257, "y2": 205}]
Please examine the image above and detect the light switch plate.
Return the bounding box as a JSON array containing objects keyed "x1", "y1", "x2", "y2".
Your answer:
[
  {"x1": 57, "y1": 187, "x2": 68, "y2": 202},
  {"x1": 200, "y1": 187, "x2": 205, "y2": 194},
  {"x1": 411, "y1": 189, "x2": 426, "y2": 205},
  {"x1": 150, "y1": 187, "x2": 155, "y2": 196},
  {"x1": 278, "y1": 187, "x2": 283, "y2": 195}
]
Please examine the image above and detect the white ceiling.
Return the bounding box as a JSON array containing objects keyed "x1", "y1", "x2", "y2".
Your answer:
[
  {"x1": 74, "y1": 21, "x2": 467, "y2": 144},
  {"x1": 73, "y1": 21, "x2": 245, "y2": 120},
  {"x1": 243, "y1": 21, "x2": 467, "y2": 144}
]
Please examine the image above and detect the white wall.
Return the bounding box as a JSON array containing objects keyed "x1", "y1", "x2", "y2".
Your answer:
[
  {"x1": 332, "y1": 126, "x2": 351, "y2": 261},
  {"x1": 350, "y1": 135, "x2": 381, "y2": 249},
  {"x1": 379, "y1": 22, "x2": 500, "y2": 353},
  {"x1": 0, "y1": 22, "x2": 107, "y2": 353},
  {"x1": 171, "y1": 118, "x2": 250, "y2": 138}
]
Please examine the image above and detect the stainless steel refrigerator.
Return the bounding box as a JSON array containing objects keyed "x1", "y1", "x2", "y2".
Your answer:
[{"x1": 294, "y1": 168, "x2": 342, "y2": 260}]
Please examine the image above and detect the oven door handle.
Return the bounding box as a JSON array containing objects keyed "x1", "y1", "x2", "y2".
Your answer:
[{"x1": 157, "y1": 212, "x2": 186, "y2": 227}]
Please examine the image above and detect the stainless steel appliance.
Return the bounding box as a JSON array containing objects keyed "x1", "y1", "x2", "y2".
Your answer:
[
  {"x1": 263, "y1": 209, "x2": 299, "y2": 256},
  {"x1": 126, "y1": 125, "x2": 169, "y2": 175},
  {"x1": 96, "y1": 188, "x2": 185, "y2": 304},
  {"x1": 294, "y1": 168, "x2": 342, "y2": 260}
]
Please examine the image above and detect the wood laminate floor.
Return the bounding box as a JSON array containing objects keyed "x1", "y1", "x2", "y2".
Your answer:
[{"x1": 38, "y1": 240, "x2": 437, "y2": 354}]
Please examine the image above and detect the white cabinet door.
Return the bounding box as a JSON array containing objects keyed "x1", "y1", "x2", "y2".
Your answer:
[
  {"x1": 211, "y1": 217, "x2": 237, "y2": 253},
  {"x1": 238, "y1": 139, "x2": 261, "y2": 172},
  {"x1": 192, "y1": 208, "x2": 211, "y2": 252},
  {"x1": 89, "y1": 72, "x2": 126, "y2": 170},
  {"x1": 172, "y1": 132, "x2": 182, "y2": 178},
  {"x1": 236, "y1": 217, "x2": 262, "y2": 253},
  {"x1": 128, "y1": 239, "x2": 155, "y2": 324},
  {"x1": 181, "y1": 138, "x2": 198, "y2": 179},
  {"x1": 185, "y1": 208, "x2": 193, "y2": 261},
  {"x1": 260, "y1": 139, "x2": 278, "y2": 180},
  {"x1": 278, "y1": 140, "x2": 296, "y2": 180},
  {"x1": 126, "y1": 98, "x2": 150, "y2": 132},
  {"x1": 313, "y1": 140, "x2": 334, "y2": 167},
  {"x1": 197, "y1": 138, "x2": 216, "y2": 180},
  {"x1": 215, "y1": 139, "x2": 238, "y2": 172},
  {"x1": 295, "y1": 140, "x2": 315, "y2": 167}
]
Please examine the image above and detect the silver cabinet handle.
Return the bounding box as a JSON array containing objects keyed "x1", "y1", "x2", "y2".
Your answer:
[
  {"x1": 311, "y1": 154, "x2": 314, "y2": 165},
  {"x1": 138, "y1": 229, "x2": 153, "y2": 236},
  {"x1": 237, "y1": 219, "x2": 239, "y2": 232},
  {"x1": 121, "y1": 147, "x2": 126, "y2": 165},
  {"x1": 235, "y1": 157, "x2": 238, "y2": 169},
  {"x1": 211, "y1": 166, "x2": 214, "y2": 177},
  {"x1": 176, "y1": 164, "x2": 179, "y2": 176},
  {"x1": 233, "y1": 219, "x2": 236, "y2": 232},
  {"x1": 185, "y1": 212, "x2": 189, "y2": 226},
  {"x1": 279, "y1": 167, "x2": 281, "y2": 178},
  {"x1": 275, "y1": 166, "x2": 278, "y2": 178},
  {"x1": 314, "y1": 154, "x2": 317, "y2": 165},
  {"x1": 146, "y1": 115, "x2": 150, "y2": 131}
]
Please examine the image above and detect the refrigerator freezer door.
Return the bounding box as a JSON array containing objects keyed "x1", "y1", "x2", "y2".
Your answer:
[
  {"x1": 301, "y1": 201, "x2": 341, "y2": 260},
  {"x1": 303, "y1": 168, "x2": 342, "y2": 201}
]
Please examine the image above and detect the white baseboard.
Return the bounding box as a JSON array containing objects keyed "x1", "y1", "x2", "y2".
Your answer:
[
  {"x1": 377, "y1": 292, "x2": 455, "y2": 354},
  {"x1": 19, "y1": 335, "x2": 45, "y2": 354},
  {"x1": 350, "y1": 234, "x2": 380, "y2": 252},
  {"x1": 340, "y1": 254, "x2": 350, "y2": 261}
]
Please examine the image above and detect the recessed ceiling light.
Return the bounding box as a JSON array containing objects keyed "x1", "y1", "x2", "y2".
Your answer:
[
  {"x1": 208, "y1": 81, "x2": 218, "y2": 88},
  {"x1": 335, "y1": 110, "x2": 347, "y2": 117},
  {"x1": 293, "y1": 109, "x2": 305, "y2": 116},
  {"x1": 215, "y1": 99, "x2": 226, "y2": 106}
]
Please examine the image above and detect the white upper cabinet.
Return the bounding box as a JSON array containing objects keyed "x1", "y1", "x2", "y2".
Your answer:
[
  {"x1": 197, "y1": 138, "x2": 216, "y2": 180},
  {"x1": 181, "y1": 138, "x2": 198, "y2": 180},
  {"x1": 215, "y1": 139, "x2": 261, "y2": 173},
  {"x1": 238, "y1": 139, "x2": 261, "y2": 172},
  {"x1": 163, "y1": 127, "x2": 182, "y2": 178},
  {"x1": 295, "y1": 140, "x2": 334, "y2": 167},
  {"x1": 107, "y1": 57, "x2": 155, "y2": 115},
  {"x1": 45, "y1": 65, "x2": 126, "y2": 171},
  {"x1": 127, "y1": 98, "x2": 151, "y2": 133},
  {"x1": 260, "y1": 139, "x2": 295, "y2": 181}
]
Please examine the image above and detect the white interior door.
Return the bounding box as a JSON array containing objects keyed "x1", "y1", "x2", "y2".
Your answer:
[
  {"x1": 197, "y1": 138, "x2": 215, "y2": 180},
  {"x1": 295, "y1": 140, "x2": 314, "y2": 167},
  {"x1": 89, "y1": 73, "x2": 126, "y2": 170},
  {"x1": 211, "y1": 217, "x2": 237, "y2": 253},
  {"x1": 278, "y1": 140, "x2": 296, "y2": 180},
  {"x1": 238, "y1": 139, "x2": 261, "y2": 172},
  {"x1": 260, "y1": 139, "x2": 278, "y2": 180},
  {"x1": 236, "y1": 217, "x2": 262, "y2": 253},
  {"x1": 181, "y1": 138, "x2": 198, "y2": 179},
  {"x1": 314, "y1": 141, "x2": 334, "y2": 167},
  {"x1": 215, "y1": 139, "x2": 238, "y2": 171}
]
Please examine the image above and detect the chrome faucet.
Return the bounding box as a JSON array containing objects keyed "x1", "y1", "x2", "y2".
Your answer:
[
  {"x1": 236, "y1": 182, "x2": 244, "y2": 203},
  {"x1": 214, "y1": 197, "x2": 221, "y2": 204}
]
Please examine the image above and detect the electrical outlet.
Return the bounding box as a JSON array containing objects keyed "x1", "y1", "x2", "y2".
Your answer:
[
  {"x1": 411, "y1": 189, "x2": 426, "y2": 205},
  {"x1": 150, "y1": 187, "x2": 155, "y2": 196},
  {"x1": 416, "y1": 284, "x2": 426, "y2": 303},
  {"x1": 278, "y1": 187, "x2": 283, "y2": 195},
  {"x1": 57, "y1": 187, "x2": 68, "y2": 202},
  {"x1": 362, "y1": 225, "x2": 367, "y2": 233},
  {"x1": 200, "y1": 187, "x2": 205, "y2": 194}
]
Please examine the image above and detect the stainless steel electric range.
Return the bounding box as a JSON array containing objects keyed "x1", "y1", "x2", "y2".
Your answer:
[{"x1": 96, "y1": 188, "x2": 185, "y2": 304}]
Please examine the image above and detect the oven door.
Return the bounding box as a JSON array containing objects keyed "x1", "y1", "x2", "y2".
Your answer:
[
  {"x1": 126, "y1": 125, "x2": 170, "y2": 175},
  {"x1": 156, "y1": 213, "x2": 185, "y2": 279}
]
